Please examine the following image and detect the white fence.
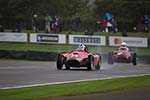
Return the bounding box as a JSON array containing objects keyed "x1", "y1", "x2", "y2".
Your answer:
[
  {"x1": 0, "y1": 32, "x2": 148, "y2": 48},
  {"x1": 30, "y1": 33, "x2": 66, "y2": 44},
  {"x1": 69, "y1": 35, "x2": 106, "y2": 45},
  {"x1": 0, "y1": 32, "x2": 27, "y2": 42}
]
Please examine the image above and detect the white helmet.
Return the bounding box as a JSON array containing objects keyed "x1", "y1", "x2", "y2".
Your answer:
[
  {"x1": 34, "y1": 14, "x2": 37, "y2": 17},
  {"x1": 121, "y1": 42, "x2": 126, "y2": 47},
  {"x1": 78, "y1": 43, "x2": 86, "y2": 50}
]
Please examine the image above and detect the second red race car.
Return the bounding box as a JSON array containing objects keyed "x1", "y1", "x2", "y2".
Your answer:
[
  {"x1": 108, "y1": 42, "x2": 137, "y2": 66},
  {"x1": 56, "y1": 43, "x2": 102, "y2": 70}
]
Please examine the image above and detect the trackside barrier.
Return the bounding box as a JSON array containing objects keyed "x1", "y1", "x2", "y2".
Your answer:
[
  {"x1": 0, "y1": 32, "x2": 148, "y2": 47},
  {"x1": 69, "y1": 35, "x2": 106, "y2": 46},
  {"x1": 0, "y1": 32, "x2": 27, "y2": 42},
  {"x1": 30, "y1": 33, "x2": 66, "y2": 44},
  {"x1": 0, "y1": 50, "x2": 149, "y2": 64},
  {"x1": 109, "y1": 36, "x2": 148, "y2": 47},
  {"x1": 0, "y1": 50, "x2": 58, "y2": 61}
]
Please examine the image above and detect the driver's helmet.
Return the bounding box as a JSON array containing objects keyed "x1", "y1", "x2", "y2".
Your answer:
[
  {"x1": 78, "y1": 43, "x2": 86, "y2": 51},
  {"x1": 121, "y1": 42, "x2": 126, "y2": 47},
  {"x1": 34, "y1": 14, "x2": 37, "y2": 17}
]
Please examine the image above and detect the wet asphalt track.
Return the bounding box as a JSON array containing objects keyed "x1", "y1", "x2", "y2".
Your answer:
[{"x1": 0, "y1": 61, "x2": 150, "y2": 89}]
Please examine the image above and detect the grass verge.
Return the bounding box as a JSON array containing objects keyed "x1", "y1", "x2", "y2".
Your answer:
[
  {"x1": 0, "y1": 75, "x2": 150, "y2": 100},
  {"x1": 0, "y1": 43, "x2": 149, "y2": 55}
]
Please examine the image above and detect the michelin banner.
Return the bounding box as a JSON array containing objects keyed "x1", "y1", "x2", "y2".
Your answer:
[
  {"x1": 69, "y1": 35, "x2": 106, "y2": 45},
  {"x1": 0, "y1": 32, "x2": 27, "y2": 42},
  {"x1": 109, "y1": 36, "x2": 148, "y2": 47},
  {"x1": 30, "y1": 33, "x2": 66, "y2": 44}
]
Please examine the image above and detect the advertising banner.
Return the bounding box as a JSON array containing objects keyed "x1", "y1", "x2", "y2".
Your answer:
[
  {"x1": 0, "y1": 32, "x2": 27, "y2": 42},
  {"x1": 69, "y1": 35, "x2": 106, "y2": 45},
  {"x1": 30, "y1": 33, "x2": 66, "y2": 44},
  {"x1": 109, "y1": 36, "x2": 148, "y2": 47}
]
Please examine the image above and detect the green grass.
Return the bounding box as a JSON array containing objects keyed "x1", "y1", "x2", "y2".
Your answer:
[
  {"x1": 0, "y1": 75, "x2": 150, "y2": 100},
  {"x1": 0, "y1": 42, "x2": 149, "y2": 55}
]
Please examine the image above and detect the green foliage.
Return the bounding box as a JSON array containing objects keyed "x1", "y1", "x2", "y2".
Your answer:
[
  {"x1": 0, "y1": 0, "x2": 150, "y2": 31},
  {"x1": 95, "y1": 0, "x2": 150, "y2": 23}
]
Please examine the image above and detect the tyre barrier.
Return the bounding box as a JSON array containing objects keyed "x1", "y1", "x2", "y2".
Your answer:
[
  {"x1": 0, "y1": 50, "x2": 149, "y2": 64},
  {"x1": 0, "y1": 50, "x2": 58, "y2": 61}
]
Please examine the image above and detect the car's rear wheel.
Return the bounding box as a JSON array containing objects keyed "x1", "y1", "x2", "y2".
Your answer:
[
  {"x1": 95, "y1": 55, "x2": 102, "y2": 70},
  {"x1": 87, "y1": 55, "x2": 94, "y2": 71},
  {"x1": 108, "y1": 52, "x2": 114, "y2": 64},
  {"x1": 132, "y1": 53, "x2": 137, "y2": 66},
  {"x1": 56, "y1": 53, "x2": 64, "y2": 70}
]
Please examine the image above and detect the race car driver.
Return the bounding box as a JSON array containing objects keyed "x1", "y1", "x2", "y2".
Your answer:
[
  {"x1": 77, "y1": 43, "x2": 88, "y2": 52},
  {"x1": 118, "y1": 42, "x2": 129, "y2": 51}
]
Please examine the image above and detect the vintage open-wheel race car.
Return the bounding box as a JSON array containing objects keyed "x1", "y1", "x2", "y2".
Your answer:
[
  {"x1": 56, "y1": 50, "x2": 102, "y2": 71},
  {"x1": 108, "y1": 47, "x2": 137, "y2": 66}
]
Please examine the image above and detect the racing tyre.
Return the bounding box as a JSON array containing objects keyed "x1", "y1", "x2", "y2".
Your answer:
[
  {"x1": 132, "y1": 53, "x2": 137, "y2": 66},
  {"x1": 95, "y1": 55, "x2": 102, "y2": 70},
  {"x1": 87, "y1": 55, "x2": 93, "y2": 71},
  {"x1": 108, "y1": 52, "x2": 114, "y2": 64},
  {"x1": 65, "y1": 64, "x2": 70, "y2": 70},
  {"x1": 56, "y1": 53, "x2": 64, "y2": 70}
]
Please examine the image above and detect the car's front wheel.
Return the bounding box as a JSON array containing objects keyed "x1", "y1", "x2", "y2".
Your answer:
[
  {"x1": 132, "y1": 53, "x2": 137, "y2": 66},
  {"x1": 87, "y1": 55, "x2": 94, "y2": 71}
]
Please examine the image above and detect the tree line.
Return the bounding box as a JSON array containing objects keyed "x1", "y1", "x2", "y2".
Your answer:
[{"x1": 0, "y1": 0, "x2": 150, "y2": 31}]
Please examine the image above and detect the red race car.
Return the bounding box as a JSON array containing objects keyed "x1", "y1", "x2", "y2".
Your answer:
[
  {"x1": 108, "y1": 46, "x2": 137, "y2": 66},
  {"x1": 56, "y1": 44, "x2": 102, "y2": 70}
]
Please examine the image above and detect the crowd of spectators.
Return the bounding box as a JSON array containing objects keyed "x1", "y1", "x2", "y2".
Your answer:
[
  {"x1": 1, "y1": 12, "x2": 150, "y2": 34},
  {"x1": 143, "y1": 15, "x2": 150, "y2": 33},
  {"x1": 97, "y1": 12, "x2": 118, "y2": 34},
  {"x1": 135, "y1": 15, "x2": 150, "y2": 33},
  {"x1": 32, "y1": 14, "x2": 63, "y2": 33}
]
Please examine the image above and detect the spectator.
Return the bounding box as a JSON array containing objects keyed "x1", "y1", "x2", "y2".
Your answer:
[
  {"x1": 144, "y1": 15, "x2": 150, "y2": 33},
  {"x1": 75, "y1": 16, "x2": 81, "y2": 32},
  {"x1": 147, "y1": 15, "x2": 150, "y2": 33},
  {"x1": 101, "y1": 12, "x2": 118, "y2": 33},
  {"x1": 58, "y1": 16, "x2": 63, "y2": 32},
  {"x1": 45, "y1": 14, "x2": 52, "y2": 33},
  {"x1": 122, "y1": 30, "x2": 128, "y2": 37},
  {"x1": 51, "y1": 16, "x2": 63, "y2": 33},
  {"x1": 101, "y1": 19, "x2": 108, "y2": 32},
  {"x1": 52, "y1": 16, "x2": 59, "y2": 32},
  {"x1": 12, "y1": 22, "x2": 21, "y2": 32},
  {"x1": 32, "y1": 14, "x2": 40, "y2": 32},
  {"x1": 109, "y1": 18, "x2": 117, "y2": 34},
  {"x1": 96, "y1": 19, "x2": 101, "y2": 31},
  {"x1": 107, "y1": 21, "x2": 113, "y2": 33},
  {"x1": 0, "y1": 24, "x2": 4, "y2": 32}
]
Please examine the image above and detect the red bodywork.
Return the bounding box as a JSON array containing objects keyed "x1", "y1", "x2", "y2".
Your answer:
[
  {"x1": 114, "y1": 47, "x2": 133, "y2": 63},
  {"x1": 62, "y1": 50, "x2": 100, "y2": 67}
]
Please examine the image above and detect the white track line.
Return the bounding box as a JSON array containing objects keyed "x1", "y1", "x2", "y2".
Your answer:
[{"x1": 1, "y1": 74, "x2": 150, "y2": 89}]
